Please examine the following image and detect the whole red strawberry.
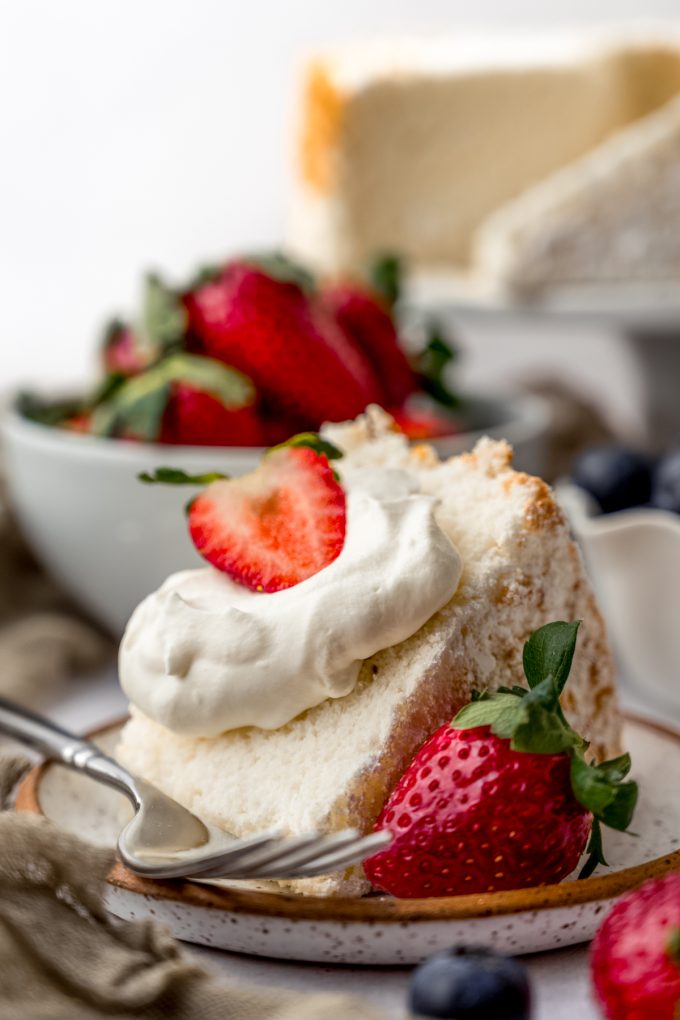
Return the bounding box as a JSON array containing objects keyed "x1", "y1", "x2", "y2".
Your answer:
[
  {"x1": 184, "y1": 259, "x2": 383, "y2": 425},
  {"x1": 366, "y1": 724, "x2": 591, "y2": 897},
  {"x1": 365, "y1": 621, "x2": 638, "y2": 898},
  {"x1": 591, "y1": 874, "x2": 680, "y2": 1019},
  {"x1": 92, "y1": 352, "x2": 260, "y2": 447},
  {"x1": 322, "y1": 283, "x2": 416, "y2": 407},
  {"x1": 160, "y1": 384, "x2": 264, "y2": 447}
]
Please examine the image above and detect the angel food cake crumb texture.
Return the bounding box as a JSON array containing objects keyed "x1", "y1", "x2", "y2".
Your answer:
[{"x1": 118, "y1": 408, "x2": 619, "y2": 896}]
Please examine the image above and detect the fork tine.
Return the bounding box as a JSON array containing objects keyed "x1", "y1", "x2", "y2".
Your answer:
[
  {"x1": 124, "y1": 831, "x2": 281, "y2": 880},
  {"x1": 122, "y1": 824, "x2": 391, "y2": 883},
  {"x1": 206, "y1": 830, "x2": 391, "y2": 881},
  {"x1": 276, "y1": 831, "x2": 392, "y2": 879},
  {"x1": 228, "y1": 829, "x2": 365, "y2": 879},
  {"x1": 195, "y1": 833, "x2": 326, "y2": 880}
]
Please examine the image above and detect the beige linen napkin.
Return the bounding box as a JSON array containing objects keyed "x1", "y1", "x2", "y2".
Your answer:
[
  {"x1": 0, "y1": 771, "x2": 380, "y2": 1020},
  {"x1": 0, "y1": 482, "x2": 382, "y2": 1019}
]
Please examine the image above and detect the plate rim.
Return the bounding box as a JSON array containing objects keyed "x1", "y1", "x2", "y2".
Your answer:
[{"x1": 16, "y1": 710, "x2": 680, "y2": 924}]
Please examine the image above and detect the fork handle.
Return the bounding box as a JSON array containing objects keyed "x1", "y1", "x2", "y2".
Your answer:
[{"x1": 0, "y1": 695, "x2": 140, "y2": 806}]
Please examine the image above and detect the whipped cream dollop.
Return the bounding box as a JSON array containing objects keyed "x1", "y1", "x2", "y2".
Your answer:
[{"x1": 119, "y1": 467, "x2": 462, "y2": 737}]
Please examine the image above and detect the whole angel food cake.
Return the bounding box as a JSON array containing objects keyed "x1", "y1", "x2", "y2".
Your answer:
[
  {"x1": 288, "y1": 31, "x2": 680, "y2": 290},
  {"x1": 474, "y1": 91, "x2": 680, "y2": 294},
  {"x1": 117, "y1": 407, "x2": 623, "y2": 897}
]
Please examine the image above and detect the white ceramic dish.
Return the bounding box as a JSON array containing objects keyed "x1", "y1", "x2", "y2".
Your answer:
[
  {"x1": 558, "y1": 483, "x2": 680, "y2": 715},
  {"x1": 407, "y1": 270, "x2": 680, "y2": 327},
  {"x1": 1, "y1": 393, "x2": 550, "y2": 635},
  {"x1": 16, "y1": 714, "x2": 680, "y2": 966}
]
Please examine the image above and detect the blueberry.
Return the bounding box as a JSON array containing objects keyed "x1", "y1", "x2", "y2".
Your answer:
[
  {"x1": 652, "y1": 451, "x2": 680, "y2": 514},
  {"x1": 571, "y1": 445, "x2": 652, "y2": 514},
  {"x1": 409, "y1": 946, "x2": 531, "y2": 1019}
]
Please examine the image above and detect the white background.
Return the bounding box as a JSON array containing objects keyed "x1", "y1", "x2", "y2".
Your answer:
[{"x1": 2, "y1": 1, "x2": 679, "y2": 428}]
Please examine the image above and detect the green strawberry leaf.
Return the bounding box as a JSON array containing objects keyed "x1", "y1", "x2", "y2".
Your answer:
[
  {"x1": 269, "y1": 432, "x2": 344, "y2": 461},
  {"x1": 456, "y1": 679, "x2": 584, "y2": 755},
  {"x1": 496, "y1": 685, "x2": 532, "y2": 698},
  {"x1": 185, "y1": 264, "x2": 222, "y2": 291},
  {"x1": 370, "y1": 253, "x2": 402, "y2": 308},
  {"x1": 570, "y1": 754, "x2": 638, "y2": 832},
  {"x1": 579, "y1": 818, "x2": 607, "y2": 878},
  {"x1": 17, "y1": 370, "x2": 129, "y2": 429},
  {"x1": 413, "y1": 323, "x2": 462, "y2": 411},
  {"x1": 139, "y1": 467, "x2": 228, "y2": 485},
  {"x1": 17, "y1": 391, "x2": 86, "y2": 427},
  {"x1": 245, "y1": 251, "x2": 315, "y2": 292},
  {"x1": 510, "y1": 695, "x2": 583, "y2": 755},
  {"x1": 162, "y1": 353, "x2": 255, "y2": 409},
  {"x1": 92, "y1": 380, "x2": 171, "y2": 440},
  {"x1": 590, "y1": 752, "x2": 633, "y2": 785},
  {"x1": 91, "y1": 354, "x2": 255, "y2": 440},
  {"x1": 668, "y1": 928, "x2": 680, "y2": 967},
  {"x1": 90, "y1": 372, "x2": 127, "y2": 407},
  {"x1": 523, "y1": 620, "x2": 581, "y2": 693},
  {"x1": 138, "y1": 273, "x2": 188, "y2": 355},
  {"x1": 454, "y1": 692, "x2": 527, "y2": 736}
]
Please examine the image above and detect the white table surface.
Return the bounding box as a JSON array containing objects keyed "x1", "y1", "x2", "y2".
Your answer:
[{"x1": 28, "y1": 664, "x2": 674, "y2": 1020}]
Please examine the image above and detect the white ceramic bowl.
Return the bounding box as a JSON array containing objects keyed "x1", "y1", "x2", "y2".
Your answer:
[
  {"x1": 557, "y1": 483, "x2": 680, "y2": 715},
  {"x1": 2, "y1": 393, "x2": 550, "y2": 636}
]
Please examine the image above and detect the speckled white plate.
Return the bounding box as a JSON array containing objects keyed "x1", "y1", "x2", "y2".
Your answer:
[{"x1": 16, "y1": 714, "x2": 680, "y2": 965}]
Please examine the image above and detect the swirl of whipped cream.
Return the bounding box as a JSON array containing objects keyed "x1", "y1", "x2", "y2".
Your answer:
[{"x1": 119, "y1": 467, "x2": 462, "y2": 737}]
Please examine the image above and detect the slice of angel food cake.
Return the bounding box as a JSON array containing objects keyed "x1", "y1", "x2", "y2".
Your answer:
[{"x1": 117, "y1": 407, "x2": 627, "y2": 897}]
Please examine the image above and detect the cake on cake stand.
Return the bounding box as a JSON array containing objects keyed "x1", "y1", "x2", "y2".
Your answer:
[{"x1": 409, "y1": 273, "x2": 680, "y2": 447}]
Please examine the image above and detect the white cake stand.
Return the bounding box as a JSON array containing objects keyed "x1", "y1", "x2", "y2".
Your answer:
[{"x1": 408, "y1": 273, "x2": 680, "y2": 447}]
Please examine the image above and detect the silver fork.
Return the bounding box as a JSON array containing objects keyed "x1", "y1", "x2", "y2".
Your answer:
[{"x1": 0, "y1": 696, "x2": 389, "y2": 880}]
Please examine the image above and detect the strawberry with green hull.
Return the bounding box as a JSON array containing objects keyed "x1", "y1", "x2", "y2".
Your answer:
[
  {"x1": 591, "y1": 874, "x2": 680, "y2": 1020},
  {"x1": 365, "y1": 621, "x2": 638, "y2": 898},
  {"x1": 21, "y1": 251, "x2": 465, "y2": 445},
  {"x1": 183, "y1": 259, "x2": 385, "y2": 424},
  {"x1": 92, "y1": 352, "x2": 264, "y2": 446},
  {"x1": 101, "y1": 273, "x2": 188, "y2": 379},
  {"x1": 160, "y1": 385, "x2": 264, "y2": 446},
  {"x1": 140, "y1": 434, "x2": 347, "y2": 593}
]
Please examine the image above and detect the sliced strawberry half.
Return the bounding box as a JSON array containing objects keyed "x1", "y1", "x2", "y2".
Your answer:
[{"x1": 188, "y1": 446, "x2": 346, "y2": 591}]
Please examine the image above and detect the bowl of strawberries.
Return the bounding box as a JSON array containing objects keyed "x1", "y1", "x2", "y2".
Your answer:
[{"x1": 2, "y1": 252, "x2": 549, "y2": 633}]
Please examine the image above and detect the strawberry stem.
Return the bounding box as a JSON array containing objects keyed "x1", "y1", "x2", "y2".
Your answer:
[
  {"x1": 268, "y1": 432, "x2": 343, "y2": 461},
  {"x1": 139, "y1": 467, "x2": 229, "y2": 485}
]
